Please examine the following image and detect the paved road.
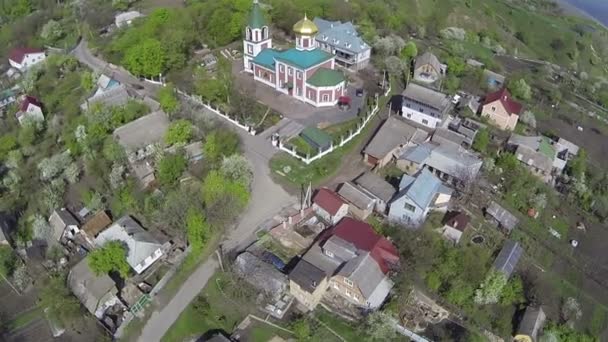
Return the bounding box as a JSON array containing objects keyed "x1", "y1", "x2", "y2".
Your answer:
[{"x1": 71, "y1": 40, "x2": 297, "y2": 341}]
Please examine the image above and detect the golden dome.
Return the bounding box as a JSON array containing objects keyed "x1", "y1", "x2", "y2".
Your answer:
[{"x1": 293, "y1": 14, "x2": 318, "y2": 35}]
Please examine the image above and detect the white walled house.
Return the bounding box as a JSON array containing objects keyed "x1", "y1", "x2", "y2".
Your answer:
[
  {"x1": 8, "y1": 48, "x2": 46, "y2": 72},
  {"x1": 94, "y1": 216, "x2": 163, "y2": 274},
  {"x1": 401, "y1": 83, "x2": 451, "y2": 129},
  {"x1": 15, "y1": 95, "x2": 44, "y2": 125}
]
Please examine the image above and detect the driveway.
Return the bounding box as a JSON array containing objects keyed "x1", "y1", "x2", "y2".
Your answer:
[{"x1": 72, "y1": 41, "x2": 297, "y2": 342}]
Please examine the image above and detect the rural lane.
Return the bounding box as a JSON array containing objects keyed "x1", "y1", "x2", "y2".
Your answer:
[{"x1": 70, "y1": 41, "x2": 297, "y2": 341}]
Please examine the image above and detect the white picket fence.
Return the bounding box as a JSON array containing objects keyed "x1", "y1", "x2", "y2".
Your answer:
[
  {"x1": 273, "y1": 94, "x2": 380, "y2": 165},
  {"x1": 176, "y1": 89, "x2": 257, "y2": 135}
]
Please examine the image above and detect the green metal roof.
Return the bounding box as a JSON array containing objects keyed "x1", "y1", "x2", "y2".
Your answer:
[
  {"x1": 539, "y1": 136, "x2": 556, "y2": 159},
  {"x1": 248, "y1": 1, "x2": 267, "y2": 29},
  {"x1": 252, "y1": 49, "x2": 281, "y2": 70},
  {"x1": 307, "y1": 68, "x2": 345, "y2": 87},
  {"x1": 274, "y1": 48, "x2": 333, "y2": 70},
  {"x1": 300, "y1": 127, "x2": 332, "y2": 150}
]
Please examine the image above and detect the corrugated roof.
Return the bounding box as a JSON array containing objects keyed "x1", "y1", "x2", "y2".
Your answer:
[
  {"x1": 482, "y1": 87, "x2": 523, "y2": 115},
  {"x1": 289, "y1": 259, "x2": 326, "y2": 294},
  {"x1": 396, "y1": 169, "x2": 441, "y2": 210},
  {"x1": 275, "y1": 48, "x2": 333, "y2": 70},
  {"x1": 252, "y1": 48, "x2": 281, "y2": 70},
  {"x1": 300, "y1": 127, "x2": 332, "y2": 150},
  {"x1": 415, "y1": 52, "x2": 443, "y2": 74},
  {"x1": 363, "y1": 116, "x2": 427, "y2": 158},
  {"x1": 68, "y1": 257, "x2": 116, "y2": 315},
  {"x1": 313, "y1": 188, "x2": 346, "y2": 216},
  {"x1": 307, "y1": 68, "x2": 345, "y2": 87},
  {"x1": 113, "y1": 111, "x2": 170, "y2": 150},
  {"x1": 442, "y1": 211, "x2": 470, "y2": 232},
  {"x1": 487, "y1": 201, "x2": 519, "y2": 231},
  {"x1": 337, "y1": 182, "x2": 375, "y2": 211},
  {"x1": 492, "y1": 240, "x2": 523, "y2": 278},
  {"x1": 402, "y1": 83, "x2": 451, "y2": 112},
  {"x1": 9, "y1": 47, "x2": 44, "y2": 64},
  {"x1": 338, "y1": 252, "x2": 386, "y2": 298},
  {"x1": 81, "y1": 211, "x2": 112, "y2": 238},
  {"x1": 354, "y1": 172, "x2": 396, "y2": 203},
  {"x1": 313, "y1": 17, "x2": 370, "y2": 54}
]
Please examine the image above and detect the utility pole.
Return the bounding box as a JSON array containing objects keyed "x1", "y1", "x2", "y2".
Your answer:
[{"x1": 0, "y1": 272, "x2": 21, "y2": 296}]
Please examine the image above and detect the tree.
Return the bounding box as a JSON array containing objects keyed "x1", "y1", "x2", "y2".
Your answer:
[
  {"x1": 474, "y1": 270, "x2": 508, "y2": 305},
  {"x1": 102, "y1": 137, "x2": 126, "y2": 163},
  {"x1": 186, "y1": 208, "x2": 210, "y2": 252},
  {"x1": 0, "y1": 246, "x2": 16, "y2": 277},
  {"x1": 81, "y1": 71, "x2": 95, "y2": 91},
  {"x1": 158, "y1": 83, "x2": 179, "y2": 114},
  {"x1": 519, "y1": 110, "x2": 537, "y2": 128},
  {"x1": 88, "y1": 241, "x2": 131, "y2": 278},
  {"x1": 472, "y1": 128, "x2": 490, "y2": 153},
  {"x1": 123, "y1": 38, "x2": 166, "y2": 77},
  {"x1": 220, "y1": 154, "x2": 253, "y2": 188},
  {"x1": 202, "y1": 171, "x2": 249, "y2": 226},
  {"x1": 508, "y1": 79, "x2": 532, "y2": 101},
  {"x1": 109, "y1": 163, "x2": 126, "y2": 190},
  {"x1": 483, "y1": 157, "x2": 496, "y2": 173},
  {"x1": 447, "y1": 56, "x2": 466, "y2": 76},
  {"x1": 500, "y1": 276, "x2": 524, "y2": 305},
  {"x1": 384, "y1": 56, "x2": 404, "y2": 77},
  {"x1": 157, "y1": 153, "x2": 187, "y2": 186},
  {"x1": 530, "y1": 192, "x2": 547, "y2": 211},
  {"x1": 0, "y1": 134, "x2": 17, "y2": 159},
  {"x1": 30, "y1": 214, "x2": 52, "y2": 242},
  {"x1": 292, "y1": 319, "x2": 311, "y2": 341},
  {"x1": 401, "y1": 41, "x2": 418, "y2": 60},
  {"x1": 165, "y1": 120, "x2": 193, "y2": 146},
  {"x1": 192, "y1": 295, "x2": 210, "y2": 319},
  {"x1": 365, "y1": 311, "x2": 397, "y2": 341},
  {"x1": 63, "y1": 163, "x2": 81, "y2": 184},
  {"x1": 567, "y1": 148, "x2": 587, "y2": 180},
  {"x1": 40, "y1": 20, "x2": 63, "y2": 43},
  {"x1": 444, "y1": 74, "x2": 460, "y2": 94},
  {"x1": 203, "y1": 130, "x2": 240, "y2": 166},
  {"x1": 38, "y1": 275, "x2": 82, "y2": 328}
]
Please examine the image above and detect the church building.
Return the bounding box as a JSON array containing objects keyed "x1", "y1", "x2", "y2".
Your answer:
[{"x1": 243, "y1": 0, "x2": 347, "y2": 107}]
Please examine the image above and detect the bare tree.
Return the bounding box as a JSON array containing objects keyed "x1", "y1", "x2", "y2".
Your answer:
[{"x1": 452, "y1": 166, "x2": 480, "y2": 204}]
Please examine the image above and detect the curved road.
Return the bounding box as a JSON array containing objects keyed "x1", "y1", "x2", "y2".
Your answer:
[{"x1": 71, "y1": 41, "x2": 296, "y2": 341}]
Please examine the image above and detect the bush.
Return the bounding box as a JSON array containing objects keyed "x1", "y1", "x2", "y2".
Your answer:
[
  {"x1": 165, "y1": 120, "x2": 193, "y2": 146},
  {"x1": 157, "y1": 153, "x2": 187, "y2": 185}
]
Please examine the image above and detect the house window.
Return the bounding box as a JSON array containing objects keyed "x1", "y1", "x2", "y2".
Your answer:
[
  {"x1": 345, "y1": 289, "x2": 352, "y2": 297},
  {"x1": 492, "y1": 106, "x2": 496, "y2": 111},
  {"x1": 406, "y1": 113, "x2": 412, "y2": 118},
  {"x1": 308, "y1": 90, "x2": 314, "y2": 99},
  {"x1": 404, "y1": 203, "x2": 416, "y2": 212},
  {"x1": 419, "y1": 107, "x2": 424, "y2": 113},
  {"x1": 288, "y1": 68, "x2": 293, "y2": 76},
  {"x1": 422, "y1": 119, "x2": 429, "y2": 125},
  {"x1": 279, "y1": 64, "x2": 284, "y2": 72},
  {"x1": 344, "y1": 278, "x2": 354, "y2": 287},
  {"x1": 325, "y1": 250, "x2": 334, "y2": 258},
  {"x1": 323, "y1": 94, "x2": 329, "y2": 102},
  {"x1": 297, "y1": 71, "x2": 302, "y2": 79},
  {"x1": 405, "y1": 103, "x2": 411, "y2": 108}
]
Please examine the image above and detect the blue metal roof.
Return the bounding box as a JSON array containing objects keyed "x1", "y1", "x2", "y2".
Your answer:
[
  {"x1": 252, "y1": 49, "x2": 281, "y2": 70},
  {"x1": 313, "y1": 17, "x2": 370, "y2": 54}
]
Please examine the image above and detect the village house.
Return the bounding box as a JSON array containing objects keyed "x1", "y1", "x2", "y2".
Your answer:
[
  {"x1": 353, "y1": 172, "x2": 396, "y2": 214},
  {"x1": 413, "y1": 51, "x2": 446, "y2": 84},
  {"x1": 388, "y1": 169, "x2": 452, "y2": 226},
  {"x1": 312, "y1": 188, "x2": 349, "y2": 225},
  {"x1": 492, "y1": 240, "x2": 523, "y2": 278},
  {"x1": 15, "y1": 95, "x2": 44, "y2": 125},
  {"x1": 289, "y1": 218, "x2": 399, "y2": 310},
  {"x1": 67, "y1": 258, "x2": 123, "y2": 319},
  {"x1": 506, "y1": 134, "x2": 557, "y2": 183},
  {"x1": 480, "y1": 87, "x2": 523, "y2": 131},
  {"x1": 483, "y1": 69, "x2": 506, "y2": 90},
  {"x1": 397, "y1": 142, "x2": 483, "y2": 187},
  {"x1": 113, "y1": 111, "x2": 170, "y2": 187},
  {"x1": 94, "y1": 74, "x2": 121, "y2": 96},
  {"x1": 514, "y1": 306, "x2": 547, "y2": 342},
  {"x1": 243, "y1": 2, "x2": 346, "y2": 107},
  {"x1": 362, "y1": 115, "x2": 428, "y2": 168},
  {"x1": 439, "y1": 211, "x2": 470, "y2": 244},
  {"x1": 81, "y1": 84, "x2": 130, "y2": 112},
  {"x1": 313, "y1": 18, "x2": 371, "y2": 70},
  {"x1": 447, "y1": 117, "x2": 487, "y2": 148},
  {"x1": 94, "y1": 216, "x2": 164, "y2": 274},
  {"x1": 8, "y1": 47, "x2": 46, "y2": 72},
  {"x1": 431, "y1": 127, "x2": 467, "y2": 148},
  {"x1": 49, "y1": 208, "x2": 80, "y2": 244},
  {"x1": 79, "y1": 211, "x2": 113, "y2": 247},
  {"x1": 401, "y1": 83, "x2": 452, "y2": 129},
  {"x1": 485, "y1": 201, "x2": 519, "y2": 234},
  {"x1": 337, "y1": 182, "x2": 376, "y2": 220}
]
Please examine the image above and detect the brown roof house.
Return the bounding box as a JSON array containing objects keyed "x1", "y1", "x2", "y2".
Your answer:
[
  {"x1": 480, "y1": 88, "x2": 523, "y2": 131},
  {"x1": 439, "y1": 211, "x2": 470, "y2": 244},
  {"x1": 413, "y1": 51, "x2": 446, "y2": 84},
  {"x1": 289, "y1": 218, "x2": 399, "y2": 311},
  {"x1": 312, "y1": 188, "x2": 349, "y2": 225},
  {"x1": 362, "y1": 116, "x2": 428, "y2": 168},
  {"x1": 80, "y1": 211, "x2": 113, "y2": 246},
  {"x1": 8, "y1": 47, "x2": 45, "y2": 72},
  {"x1": 15, "y1": 95, "x2": 44, "y2": 125}
]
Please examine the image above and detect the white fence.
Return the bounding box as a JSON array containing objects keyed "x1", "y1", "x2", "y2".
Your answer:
[
  {"x1": 176, "y1": 90, "x2": 257, "y2": 135},
  {"x1": 273, "y1": 94, "x2": 380, "y2": 165}
]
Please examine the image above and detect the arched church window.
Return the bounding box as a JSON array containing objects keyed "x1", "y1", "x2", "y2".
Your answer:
[
  {"x1": 246, "y1": 28, "x2": 252, "y2": 41},
  {"x1": 262, "y1": 27, "x2": 268, "y2": 40}
]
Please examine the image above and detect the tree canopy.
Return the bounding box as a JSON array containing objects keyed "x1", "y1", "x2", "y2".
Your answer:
[
  {"x1": 88, "y1": 241, "x2": 131, "y2": 278},
  {"x1": 165, "y1": 120, "x2": 194, "y2": 146},
  {"x1": 158, "y1": 83, "x2": 179, "y2": 114},
  {"x1": 157, "y1": 153, "x2": 188, "y2": 186}
]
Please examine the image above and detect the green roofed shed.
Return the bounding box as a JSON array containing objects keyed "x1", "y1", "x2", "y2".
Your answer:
[
  {"x1": 307, "y1": 68, "x2": 345, "y2": 87},
  {"x1": 300, "y1": 127, "x2": 333, "y2": 151},
  {"x1": 248, "y1": 0, "x2": 267, "y2": 29}
]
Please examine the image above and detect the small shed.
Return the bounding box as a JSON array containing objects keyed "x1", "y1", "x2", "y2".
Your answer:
[
  {"x1": 492, "y1": 240, "x2": 523, "y2": 278},
  {"x1": 234, "y1": 252, "x2": 288, "y2": 299},
  {"x1": 299, "y1": 127, "x2": 332, "y2": 151},
  {"x1": 486, "y1": 201, "x2": 519, "y2": 233},
  {"x1": 514, "y1": 306, "x2": 546, "y2": 342}
]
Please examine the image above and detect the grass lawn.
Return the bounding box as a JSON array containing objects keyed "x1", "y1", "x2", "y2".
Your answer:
[
  {"x1": 323, "y1": 118, "x2": 361, "y2": 140},
  {"x1": 161, "y1": 272, "x2": 248, "y2": 342},
  {"x1": 248, "y1": 321, "x2": 292, "y2": 342},
  {"x1": 313, "y1": 308, "x2": 369, "y2": 341},
  {"x1": 7, "y1": 307, "x2": 43, "y2": 332}
]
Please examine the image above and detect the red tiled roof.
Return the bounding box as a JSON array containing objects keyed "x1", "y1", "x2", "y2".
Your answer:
[
  {"x1": 442, "y1": 211, "x2": 470, "y2": 232},
  {"x1": 20, "y1": 95, "x2": 41, "y2": 112},
  {"x1": 331, "y1": 217, "x2": 399, "y2": 274},
  {"x1": 313, "y1": 188, "x2": 346, "y2": 216},
  {"x1": 482, "y1": 87, "x2": 523, "y2": 115},
  {"x1": 9, "y1": 47, "x2": 44, "y2": 64}
]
